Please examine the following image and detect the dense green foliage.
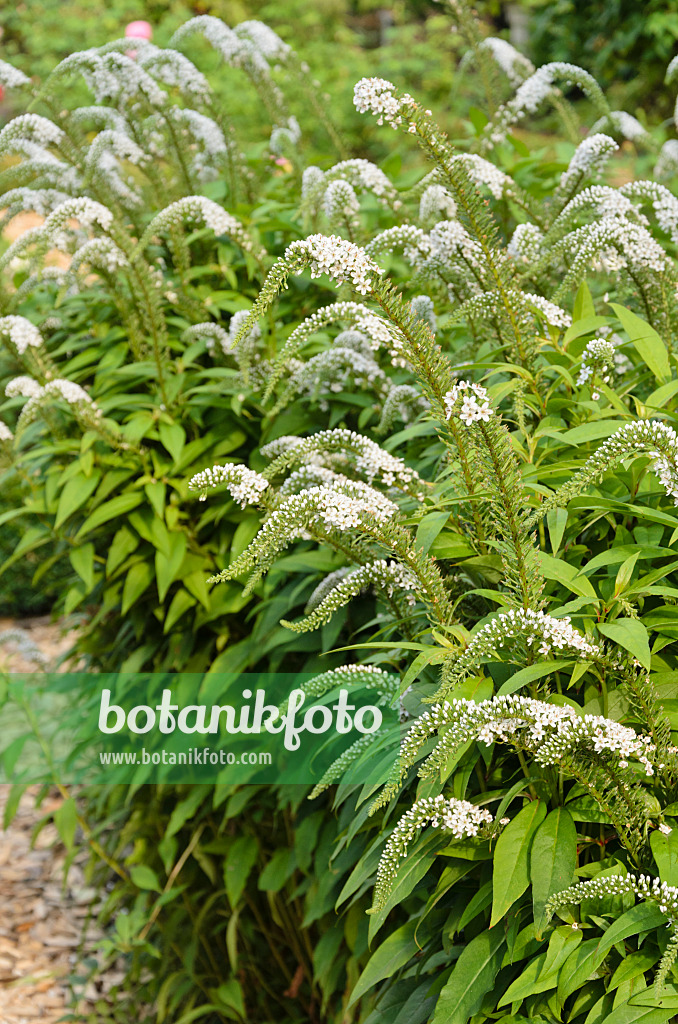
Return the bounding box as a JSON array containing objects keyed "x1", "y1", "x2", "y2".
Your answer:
[
  {"x1": 530, "y1": 0, "x2": 678, "y2": 113},
  {"x1": 2, "y1": 2, "x2": 678, "y2": 1023}
]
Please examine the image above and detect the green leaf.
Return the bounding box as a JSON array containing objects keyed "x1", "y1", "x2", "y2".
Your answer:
[
  {"x1": 609, "y1": 952, "x2": 660, "y2": 993},
  {"x1": 164, "y1": 589, "x2": 197, "y2": 632},
  {"x1": 491, "y1": 800, "x2": 546, "y2": 925},
  {"x1": 650, "y1": 828, "x2": 678, "y2": 885},
  {"x1": 129, "y1": 865, "x2": 162, "y2": 892},
  {"x1": 498, "y1": 661, "x2": 574, "y2": 697},
  {"x1": 602, "y1": 1002, "x2": 675, "y2": 1024},
  {"x1": 538, "y1": 552, "x2": 596, "y2": 597},
  {"x1": 54, "y1": 797, "x2": 77, "y2": 851},
  {"x1": 431, "y1": 927, "x2": 505, "y2": 1024},
  {"x1": 530, "y1": 808, "x2": 577, "y2": 937},
  {"x1": 564, "y1": 314, "x2": 609, "y2": 342},
  {"x1": 560, "y1": 420, "x2": 627, "y2": 446},
  {"x1": 69, "y1": 543, "x2": 95, "y2": 590},
  {"x1": 615, "y1": 553, "x2": 640, "y2": 596},
  {"x1": 158, "y1": 421, "x2": 186, "y2": 464},
  {"x1": 350, "y1": 922, "x2": 418, "y2": 1006},
  {"x1": 224, "y1": 835, "x2": 258, "y2": 907},
  {"x1": 55, "y1": 471, "x2": 100, "y2": 528},
  {"x1": 610, "y1": 303, "x2": 671, "y2": 383},
  {"x1": 598, "y1": 619, "x2": 651, "y2": 670},
  {"x1": 122, "y1": 561, "x2": 155, "y2": 614},
  {"x1": 573, "y1": 281, "x2": 595, "y2": 321},
  {"x1": 415, "y1": 512, "x2": 450, "y2": 554},
  {"x1": 368, "y1": 832, "x2": 440, "y2": 943},
  {"x1": 547, "y1": 507, "x2": 568, "y2": 555},
  {"x1": 166, "y1": 790, "x2": 206, "y2": 838},
  {"x1": 498, "y1": 927, "x2": 581, "y2": 1006},
  {"x1": 106, "y1": 525, "x2": 139, "y2": 577},
  {"x1": 75, "y1": 492, "x2": 143, "y2": 540},
  {"x1": 469, "y1": 105, "x2": 489, "y2": 133},
  {"x1": 155, "y1": 532, "x2": 187, "y2": 602},
  {"x1": 144, "y1": 480, "x2": 166, "y2": 518},
  {"x1": 258, "y1": 848, "x2": 294, "y2": 892},
  {"x1": 558, "y1": 904, "x2": 667, "y2": 1004}
]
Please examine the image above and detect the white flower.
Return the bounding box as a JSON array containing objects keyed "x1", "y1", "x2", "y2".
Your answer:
[
  {"x1": 353, "y1": 77, "x2": 414, "y2": 128},
  {"x1": 145, "y1": 197, "x2": 258, "y2": 255},
  {"x1": 286, "y1": 234, "x2": 382, "y2": 295},
  {"x1": 655, "y1": 140, "x2": 678, "y2": 180},
  {"x1": 476, "y1": 37, "x2": 534, "y2": 85},
  {"x1": 395, "y1": 695, "x2": 658, "y2": 800},
  {"x1": 0, "y1": 316, "x2": 43, "y2": 356},
  {"x1": 326, "y1": 159, "x2": 398, "y2": 207},
  {"x1": 228, "y1": 310, "x2": 261, "y2": 353},
  {"x1": 444, "y1": 380, "x2": 493, "y2": 424},
  {"x1": 270, "y1": 116, "x2": 301, "y2": 155},
  {"x1": 592, "y1": 110, "x2": 648, "y2": 142},
  {"x1": 452, "y1": 154, "x2": 510, "y2": 200},
  {"x1": 302, "y1": 166, "x2": 325, "y2": 198}
]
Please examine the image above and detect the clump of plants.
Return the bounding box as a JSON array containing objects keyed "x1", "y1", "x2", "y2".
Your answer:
[{"x1": 2, "y1": 1, "x2": 678, "y2": 1021}]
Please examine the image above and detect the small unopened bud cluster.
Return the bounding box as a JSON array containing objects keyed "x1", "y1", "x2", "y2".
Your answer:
[
  {"x1": 302, "y1": 664, "x2": 397, "y2": 700},
  {"x1": 508, "y1": 224, "x2": 544, "y2": 265},
  {"x1": 442, "y1": 608, "x2": 601, "y2": 694},
  {"x1": 558, "y1": 134, "x2": 618, "y2": 194},
  {"x1": 0, "y1": 114, "x2": 64, "y2": 152},
  {"x1": 419, "y1": 184, "x2": 457, "y2": 223},
  {"x1": 263, "y1": 428, "x2": 423, "y2": 494},
  {"x1": 188, "y1": 464, "x2": 270, "y2": 506},
  {"x1": 6, "y1": 376, "x2": 42, "y2": 399},
  {"x1": 0, "y1": 59, "x2": 30, "y2": 89},
  {"x1": 149, "y1": 197, "x2": 257, "y2": 254},
  {"x1": 323, "y1": 180, "x2": 360, "y2": 231},
  {"x1": 546, "y1": 873, "x2": 678, "y2": 924},
  {"x1": 591, "y1": 420, "x2": 678, "y2": 505},
  {"x1": 577, "y1": 337, "x2": 616, "y2": 397},
  {"x1": 17, "y1": 379, "x2": 101, "y2": 429},
  {"x1": 285, "y1": 559, "x2": 418, "y2": 632},
  {"x1": 371, "y1": 796, "x2": 496, "y2": 909},
  {"x1": 209, "y1": 482, "x2": 403, "y2": 592}
]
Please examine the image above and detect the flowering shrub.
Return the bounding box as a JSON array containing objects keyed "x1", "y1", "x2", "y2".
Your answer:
[
  {"x1": 179, "y1": 3, "x2": 678, "y2": 1020},
  {"x1": 0, "y1": 19, "x2": 422, "y2": 1021},
  {"x1": 3, "y1": 0, "x2": 678, "y2": 1020}
]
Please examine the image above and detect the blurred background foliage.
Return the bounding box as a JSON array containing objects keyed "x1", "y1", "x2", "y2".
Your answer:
[{"x1": 4, "y1": 0, "x2": 678, "y2": 118}]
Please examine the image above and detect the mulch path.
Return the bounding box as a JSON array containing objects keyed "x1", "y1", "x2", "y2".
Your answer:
[{"x1": 0, "y1": 620, "x2": 123, "y2": 1023}]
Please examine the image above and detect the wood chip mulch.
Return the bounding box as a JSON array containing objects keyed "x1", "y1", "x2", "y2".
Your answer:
[{"x1": 0, "y1": 620, "x2": 126, "y2": 1023}]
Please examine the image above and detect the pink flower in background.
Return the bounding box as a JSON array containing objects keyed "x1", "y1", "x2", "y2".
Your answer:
[
  {"x1": 124, "y1": 20, "x2": 152, "y2": 59},
  {"x1": 125, "y1": 21, "x2": 153, "y2": 40}
]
